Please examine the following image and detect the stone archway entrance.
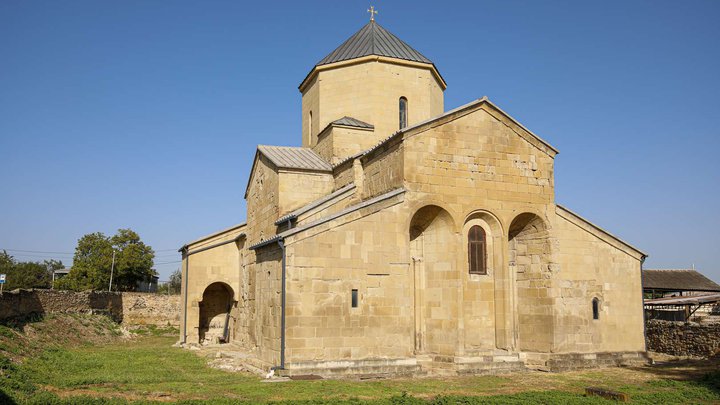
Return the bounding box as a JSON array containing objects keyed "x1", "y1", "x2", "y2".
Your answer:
[{"x1": 199, "y1": 282, "x2": 235, "y2": 344}]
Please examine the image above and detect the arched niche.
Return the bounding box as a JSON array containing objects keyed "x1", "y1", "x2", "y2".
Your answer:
[
  {"x1": 409, "y1": 205, "x2": 459, "y2": 356},
  {"x1": 462, "y1": 210, "x2": 505, "y2": 351},
  {"x1": 199, "y1": 282, "x2": 236, "y2": 344},
  {"x1": 508, "y1": 212, "x2": 553, "y2": 352}
]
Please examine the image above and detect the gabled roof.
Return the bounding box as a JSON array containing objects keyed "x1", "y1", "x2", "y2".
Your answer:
[
  {"x1": 642, "y1": 269, "x2": 720, "y2": 292},
  {"x1": 331, "y1": 97, "x2": 560, "y2": 170},
  {"x1": 182, "y1": 222, "x2": 247, "y2": 249},
  {"x1": 317, "y1": 21, "x2": 432, "y2": 66},
  {"x1": 257, "y1": 145, "x2": 332, "y2": 172},
  {"x1": 331, "y1": 116, "x2": 374, "y2": 129},
  {"x1": 556, "y1": 205, "x2": 646, "y2": 260}
]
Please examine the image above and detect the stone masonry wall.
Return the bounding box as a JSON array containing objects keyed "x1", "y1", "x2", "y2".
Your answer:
[
  {"x1": 646, "y1": 320, "x2": 720, "y2": 358},
  {"x1": 0, "y1": 289, "x2": 179, "y2": 326},
  {"x1": 121, "y1": 292, "x2": 181, "y2": 326}
]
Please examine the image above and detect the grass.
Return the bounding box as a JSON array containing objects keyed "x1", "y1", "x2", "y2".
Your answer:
[
  {"x1": 0, "y1": 316, "x2": 718, "y2": 404},
  {"x1": 12, "y1": 336, "x2": 720, "y2": 404},
  {"x1": 128, "y1": 324, "x2": 180, "y2": 337}
]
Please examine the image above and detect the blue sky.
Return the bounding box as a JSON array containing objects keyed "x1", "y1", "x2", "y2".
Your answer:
[{"x1": 1, "y1": 0, "x2": 718, "y2": 282}]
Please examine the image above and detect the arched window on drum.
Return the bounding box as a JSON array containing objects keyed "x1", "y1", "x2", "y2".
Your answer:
[{"x1": 399, "y1": 97, "x2": 408, "y2": 129}]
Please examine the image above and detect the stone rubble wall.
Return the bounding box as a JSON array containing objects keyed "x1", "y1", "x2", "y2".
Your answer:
[
  {"x1": 646, "y1": 319, "x2": 720, "y2": 358},
  {"x1": 0, "y1": 289, "x2": 179, "y2": 326},
  {"x1": 121, "y1": 292, "x2": 180, "y2": 327}
]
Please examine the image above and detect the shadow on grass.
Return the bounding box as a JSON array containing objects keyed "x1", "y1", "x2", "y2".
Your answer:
[
  {"x1": 0, "y1": 388, "x2": 17, "y2": 405},
  {"x1": 627, "y1": 356, "x2": 720, "y2": 398},
  {"x1": 0, "y1": 312, "x2": 45, "y2": 331}
]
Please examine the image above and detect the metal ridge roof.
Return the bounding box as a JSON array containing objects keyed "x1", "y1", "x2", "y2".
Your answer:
[
  {"x1": 258, "y1": 145, "x2": 332, "y2": 172},
  {"x1": 331, "y1": 116, "x2": 374, "y2": 129},
  {"x1": 181, "y1": 222, "x2": 247, "y2": 250},
  {"x1": 644, "y1": 293, "x2": 720, "y2": 306},
  {"x1": 250, "y1": 188, "x2": 405, "y2": 250},
  {"x1": 274, "y1": 183, "x2": 356, "y2": 225},
  {"x1": 317, "y1": 21, "x2": 432, "y2": 66},
  {"x1": 642, "y1": 269, "x2": 720, "y2": 292}
]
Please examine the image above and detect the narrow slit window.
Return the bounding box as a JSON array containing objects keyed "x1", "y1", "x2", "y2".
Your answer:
[
  {"x1": 592, "y1": 298, "x2": 600, "y2": 320},
  {"x1": 468, "y1": 225, "x2": 487, "y2": 275},
  {"x1": 351, "y1": 289, "x2": 359, "y2": 308},
  {"x1": 399, "y1": 97, "x2": 408, "y2": 129},
  {"x1": 308, "y1": 111, "x2": 313, "y2": 144}
]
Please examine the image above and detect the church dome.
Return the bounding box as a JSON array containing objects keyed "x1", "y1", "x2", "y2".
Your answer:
[
  {"x1": 299, "y1": 18, "x2": 446, "y2": 151},
  {"x1": 316, "y1": 21, "x2": 434, "y2": 67}
]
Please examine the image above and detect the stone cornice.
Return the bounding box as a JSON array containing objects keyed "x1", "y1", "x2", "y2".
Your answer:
[{"x1": 299, "y1": 55, "x2": 446, "y2": 93}]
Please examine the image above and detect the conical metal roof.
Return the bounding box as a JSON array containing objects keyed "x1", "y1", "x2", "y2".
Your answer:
[{"x1": 317, "y1": 21, "x2": 433, "y2": 66}]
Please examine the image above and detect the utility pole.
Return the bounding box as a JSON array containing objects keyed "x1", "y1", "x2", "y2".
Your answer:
[{"x1": 108, "y1": 250, "x2": 116, "y2": 292}]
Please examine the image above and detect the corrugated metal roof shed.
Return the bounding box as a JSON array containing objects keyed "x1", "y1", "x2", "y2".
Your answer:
[
  {"x1": 644, "y1": 293, "x2": 720, "y2": 306},
  {"x1": 317, "y1": 21, "x2": 432, "y2": 66},
  {"x1": 257, "y1": 145, "x2": 332, "y2": 172},
  {"x1": 642, "y1": 269, "x2": 720, "y2": 292}
]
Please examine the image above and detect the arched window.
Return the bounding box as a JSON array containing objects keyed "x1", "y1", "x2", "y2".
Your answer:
[
  {"x1": 399, "y1": 97, "x2": 408, "y2": 129},
  {"x1": 592, "y1": 298, "x2": 600, "y2": 320},
  {"x1": 308, "y1": 111, "x2": 313, "y2": 144},
  {"x1": 468, "y1": 225, "x2": 487, "y2": 275}
]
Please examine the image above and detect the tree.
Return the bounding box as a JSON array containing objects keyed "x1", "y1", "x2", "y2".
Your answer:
[
  {"x1": 0, "y1": 251, "x2": 13, "y2": 275},
  {"x1": 0, "y1": 250, "x2": 65, "y2": 290},
  {"x1": 168, "y1": 268, "x2": 182, "y2": 294},
  {"x1": 157, "y1": 268, "x2": 182, "y2": 295},
  {"x1": 57, "y1": 229, "x2": 155, "y2": 291}
]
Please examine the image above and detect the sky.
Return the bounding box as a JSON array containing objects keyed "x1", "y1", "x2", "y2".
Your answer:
[{"x1": 1, "y1": 0, "x2": 719, "y2": 282}]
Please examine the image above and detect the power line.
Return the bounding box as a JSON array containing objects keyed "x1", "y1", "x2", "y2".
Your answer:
[
  {"x1": 3, "y1": 253, "x2": 72, "y2": 259},
  {"x1": 1, "y1": 249, "x2": 74, "y2": 255},
  {"x1": 2, "y1": 248, "x2": 180, "y2": 255}
]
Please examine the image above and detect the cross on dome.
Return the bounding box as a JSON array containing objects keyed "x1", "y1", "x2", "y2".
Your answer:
[{"x1": 367, "y1": 6, "x2": 378, "y2": 22}]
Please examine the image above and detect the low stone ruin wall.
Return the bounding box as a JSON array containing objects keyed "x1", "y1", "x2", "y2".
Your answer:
[
  {"x1": 0, "y1": 289, "x2": 179, "y2": 326},
  {"x1": 646, "y1": 319, "x2": 720, "y2": 358},
  {"x1": 122, "y1": 292, "x2": 180, "y2": 326}
]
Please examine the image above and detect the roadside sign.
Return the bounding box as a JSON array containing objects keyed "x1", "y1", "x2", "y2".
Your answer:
[{"x1": 0, "y1": 274, "x2": 5, "y2": 284}]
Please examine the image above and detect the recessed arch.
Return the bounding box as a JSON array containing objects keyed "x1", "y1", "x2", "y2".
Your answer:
[
  {"x1": 409, "y1": 205, "x2": 455, "y2": 241},
  {"x1": 409, "y1": 204, "x2": 459, "y2": 355},
  {"x1": 464, "y1": 209, "x2": 504, "y2": 236},
  {"x1": 508, "y1": 212, "x2": 548, "y2": 240},
  {"x1": 406, "y1": 200, "x2": 460, "y2": 235},
  {"x1": 508, "y1": 212, "x2": 553, "y2": 352},
  {"x1": 461, "y1": 209, "x2": 506, "y2": 350},
  {"x1": 199, "y1": 282, "x2": 236, "y2": 344}
]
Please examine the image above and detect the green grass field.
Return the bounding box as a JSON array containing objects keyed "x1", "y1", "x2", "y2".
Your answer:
[{"x1": 0, "y1": 317, "x2": 719, "y2": 404}]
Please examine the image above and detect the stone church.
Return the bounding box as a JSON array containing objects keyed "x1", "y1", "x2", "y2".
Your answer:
[{"x1": 179, "y1": 18, "x2": 648, "y2": 376}]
